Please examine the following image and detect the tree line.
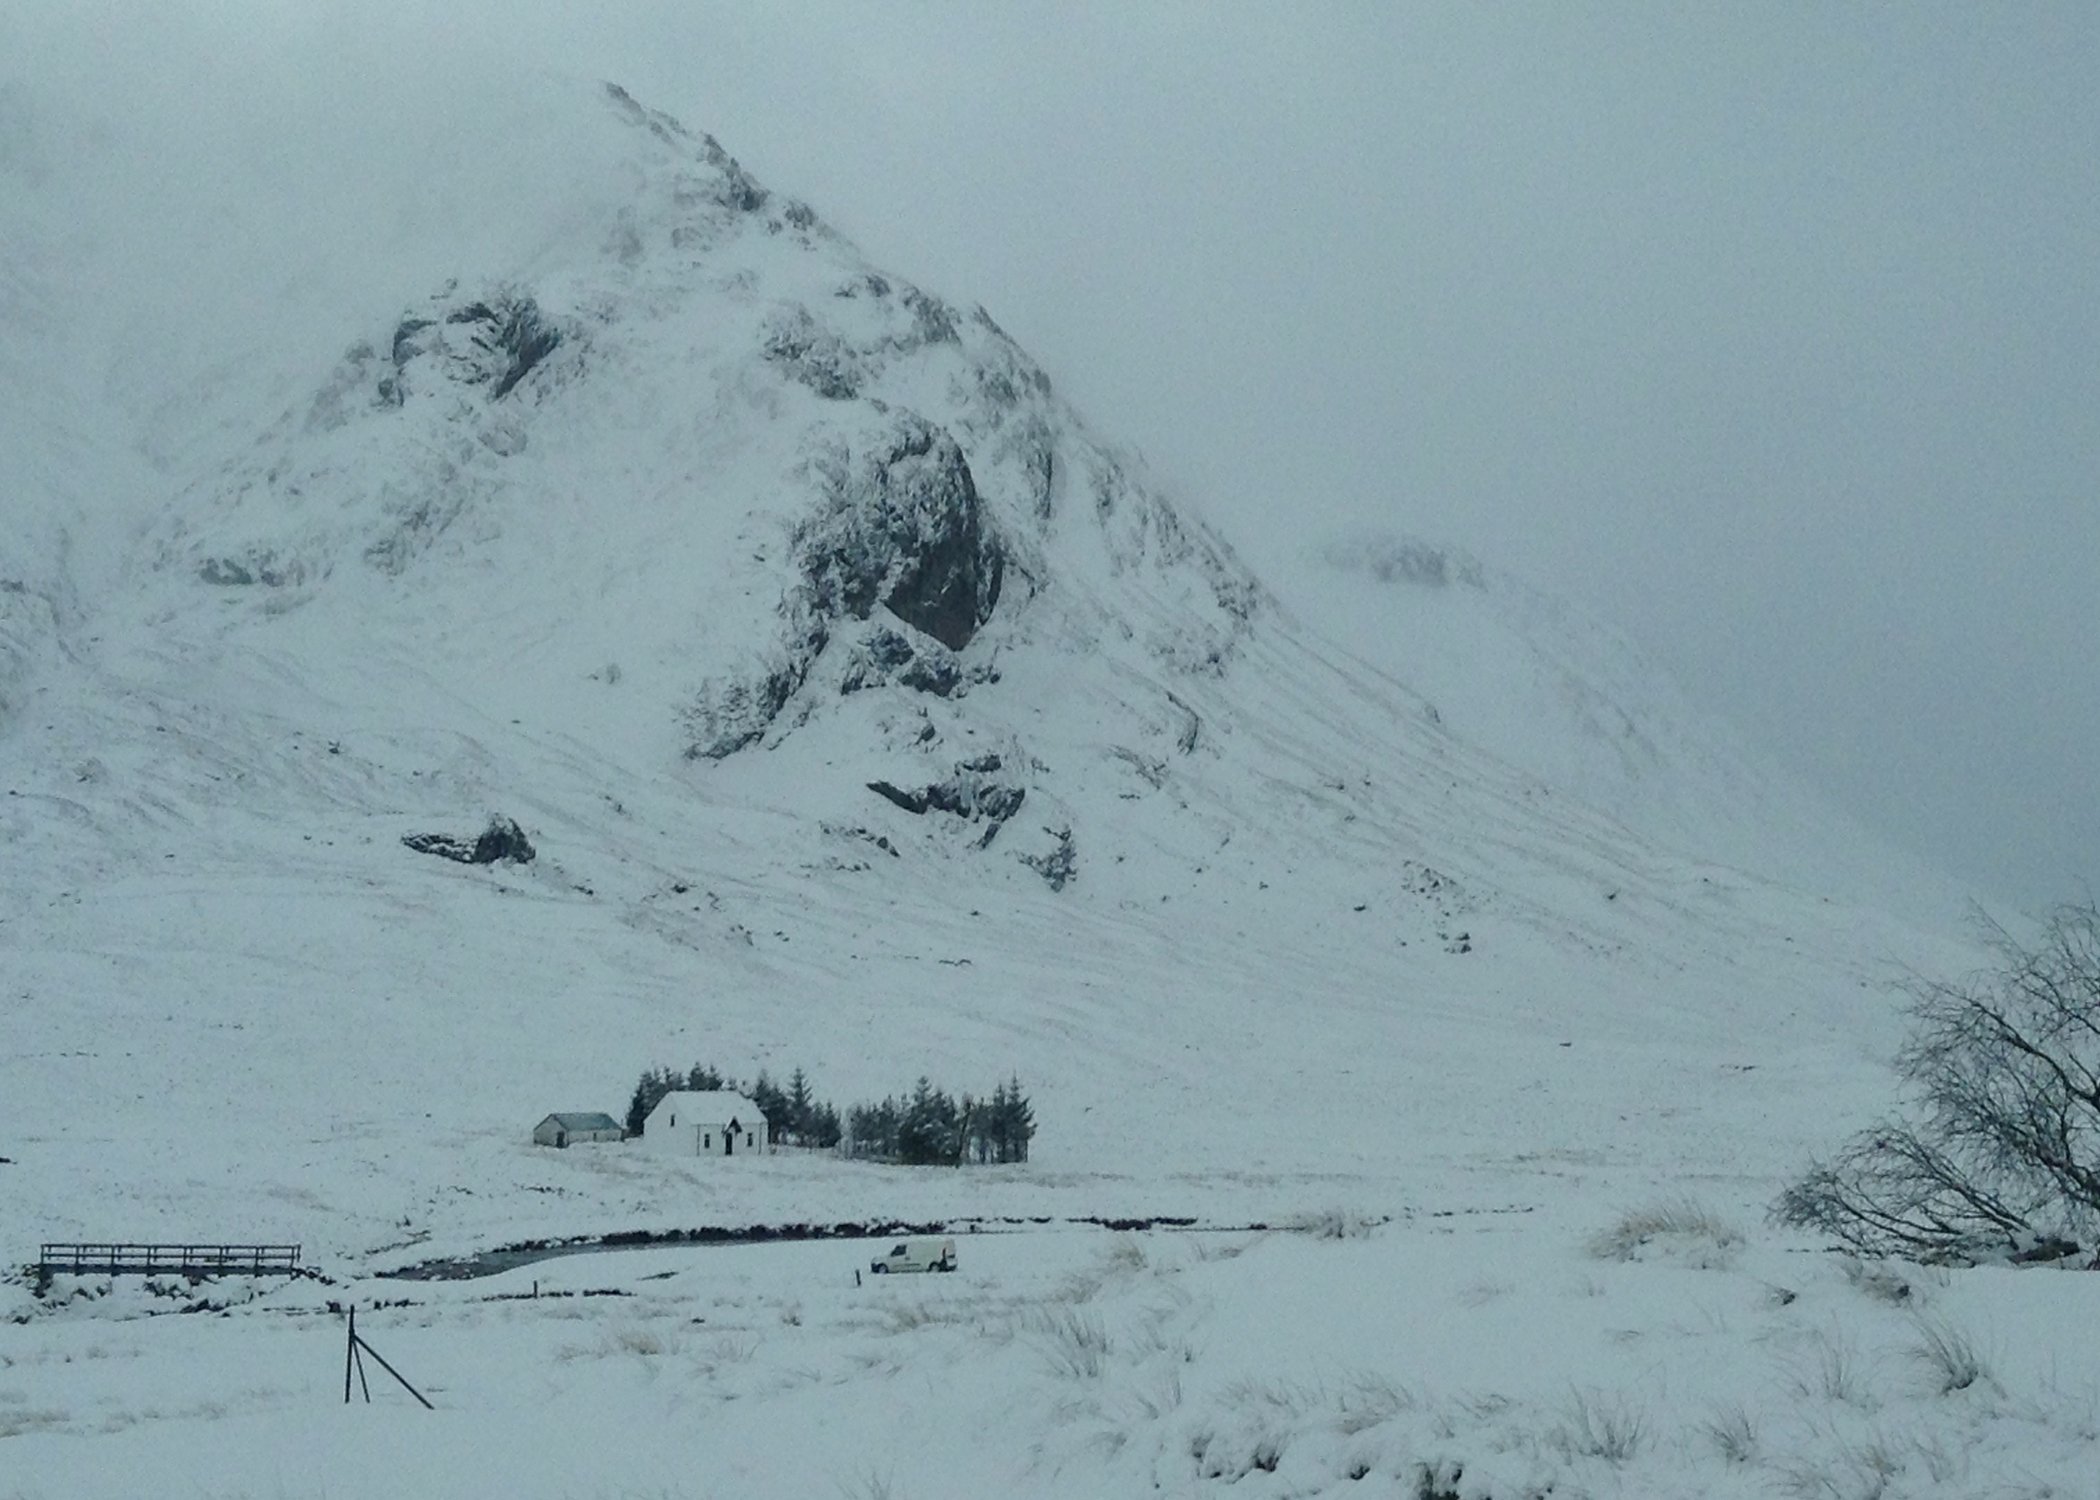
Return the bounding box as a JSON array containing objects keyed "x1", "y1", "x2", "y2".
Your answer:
[
  {"x1": 846, "y1": 1075, "x2": 1036, "y2": 1166},
  {"x1": 625, "y1": 1062, "x2": 1034, "y2": 1166}
]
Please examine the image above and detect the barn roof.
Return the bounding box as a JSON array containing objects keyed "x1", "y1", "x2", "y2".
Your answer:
[
  {"x1": 648, "y1": 1090, "x2": 765, "y2": 1125},
  {"x1": 542, "y1": 1112, "x2": 622, "y2": 1132}
]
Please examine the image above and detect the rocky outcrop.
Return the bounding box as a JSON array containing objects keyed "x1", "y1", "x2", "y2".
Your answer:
[
  {"x1": 796, "y1": 415, "x2": 1004, "y2": 652},
  {"x1": 839, "y1": 626, "x2": 960, "y2": 697},
  {"x1": 684, "y1": 403, "x2": 1009, "y2": 762},
  {"x1": 1323, "y1": 536, "x2": 1486, "y2": 591},
  {"x1": 763, "y1": 305, "x2": 863, "y2": 400},
  {"x1": 682, "y1": 614, "x2": 830, "y2": 760},
  {"x1": 602, "y1": 83, "x2": 768, "y2": 214},
  {"x1": 867, "y1": 754, "x2": 1026, "y2": 847},
  {"x1": 379, "y1": 291, "x2": 564, "y2": 408},
  {"x1": 1019, "y1": 826, "x2": 1076, "y2": 891},
  {"x1": 402, "y1": 814, "x2": 537, "y2": 866}
]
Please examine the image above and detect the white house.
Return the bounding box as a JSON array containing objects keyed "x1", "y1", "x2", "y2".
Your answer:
[
  {"x1": 532, "y1": 1111, "x2": 625, "y2": 1148},
  {"x1": 642, "y1": 1090, "x2": 769, "y2": 1158}
]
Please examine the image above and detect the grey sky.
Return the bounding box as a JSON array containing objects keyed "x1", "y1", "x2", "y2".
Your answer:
[{"x1": 13, "y1": 3, "x2": 2096, "y2": 906}]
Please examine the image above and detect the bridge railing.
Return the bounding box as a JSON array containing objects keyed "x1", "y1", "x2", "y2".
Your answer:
[{"x1": 36, "y1": 1242, "x2": 303, "y2": 1278}]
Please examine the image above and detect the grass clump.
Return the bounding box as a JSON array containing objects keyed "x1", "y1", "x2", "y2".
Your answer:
[
  {"x1": 1586, "y1": 1198, "x2": 1743, "y2": 1268},
  {"x1": 1552, "y1": 1387, "x2": 1646, "y2": 1463},
  {"x1": 1910, "y1": 1315, "x2": 1995, "y2": 1396},
  {"x1": 1700, "y1": 1402, "x2": 1758, "y2": 1464},
  {"x1": 1028, "y1": 1306, "x2": 1113, "y2": 1379}
]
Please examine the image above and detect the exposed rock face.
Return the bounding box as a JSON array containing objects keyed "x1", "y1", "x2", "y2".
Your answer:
[
  {"x1": 687, "y1": 413, "x2": 1006, "y2": 756},
  {"x1": 402, "y1": 814, "x2": 537, "y2": 866},
  {"x1": 379, "y1": 292, "x2": 564, "y2": 407},
  {"x1": 867, "y1": 754, "x2": 1026, "y2": 847},
  {"x1": 797, "y1": 415, "x2": 1004, "y2": 652},
  {"x1": 840, "y1": 627, "x2": 961, "y2": 698},
  {"x1": 1020, "y1": 826, "x2": 1077, "y2": 891},
  {"x1": 601, "y1": 83, "x2": 769, "y2": 214},
  {"x1": 1323, "y1": 536, "x2": 1486, "y2": 591},
  {"x1": 682, "y1": 613, "x2": 830, "y2": 761},
  {"x1": 762, "y1": 306, "x2": 863, "y2": 400}
]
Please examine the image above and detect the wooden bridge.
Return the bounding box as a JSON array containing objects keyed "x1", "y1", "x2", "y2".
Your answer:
[{"x1": 36, "y1": 1242, "x2": 303, "y2": 1279}]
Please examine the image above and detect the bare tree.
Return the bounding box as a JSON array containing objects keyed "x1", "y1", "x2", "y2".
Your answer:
[{"x1": 1776, "y1": 901, "x2": 2100, "y2": 1264}]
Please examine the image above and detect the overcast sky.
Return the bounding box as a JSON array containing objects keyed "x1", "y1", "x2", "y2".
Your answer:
[{"x1": 13, "y1": 4, "x2": 2097, "y2": 907}]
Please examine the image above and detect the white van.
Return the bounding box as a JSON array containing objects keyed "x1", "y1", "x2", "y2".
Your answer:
[{"x1": 869, "y1": 1236, "x2": 957, "y2": 1274}]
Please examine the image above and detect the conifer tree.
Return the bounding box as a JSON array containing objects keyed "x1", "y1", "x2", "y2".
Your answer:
[
  {"x1": 627, "y1": 1065, "x2": 683, "y2": 1136},
  {"x1": 749, "y1": 1072, "x2": 790, "y2": 1141},
  {"x1": 986, "y1": 1078, "x2": 1011, "y2": 1162},
  {"x1": 786, "y1": 1068, "x2": 815, "y2": 1146},
  {"x1": 1001, "y1": 1074, "x2": 1035, "y2": 1163},
  {"x1": 625, "y1": 1071, "x2": 655, "y2": 1138},
  {"x1": 898, "y1": 1077, "x2": 944, "y2": 1165}
]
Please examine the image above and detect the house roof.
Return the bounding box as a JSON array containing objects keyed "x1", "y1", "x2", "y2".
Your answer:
[
  {"x1": 541, "y1": 1112, "x2": 622, "y2": 1132},
  {"x1": 647, "y1": 1090, "x2": 765, "y2": 1126}
]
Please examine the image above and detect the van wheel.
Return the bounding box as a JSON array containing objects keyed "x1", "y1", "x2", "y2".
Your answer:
[{"x1": 871, "y1": 1265, "x2": 887, "y2": 1274}]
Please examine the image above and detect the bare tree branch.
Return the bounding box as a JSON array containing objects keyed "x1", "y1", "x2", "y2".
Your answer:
[{"x1": 1776, "y1": 902, "x2": 2100, "y2": 1264}]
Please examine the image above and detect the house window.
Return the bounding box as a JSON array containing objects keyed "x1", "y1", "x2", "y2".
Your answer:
[{"x1": 704, "y1": 1133, "x2": 711, "y2": 1148}]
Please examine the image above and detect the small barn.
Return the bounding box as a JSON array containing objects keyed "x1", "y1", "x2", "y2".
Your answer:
[
  {"x1": 532, "y1": 1112, "x2": 625, "y2": 1148},
  {"x1": 641, "y1": 1090, "x2": 769, "y2": 1158}
]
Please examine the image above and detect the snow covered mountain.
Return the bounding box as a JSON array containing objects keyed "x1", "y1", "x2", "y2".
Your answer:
[
  {"x1": 13, "y1": 67, "x2": 2096, "y2": 1500},
  {"x1": 0, "y1": 77, "x2": 1977, "y2": 1270}
]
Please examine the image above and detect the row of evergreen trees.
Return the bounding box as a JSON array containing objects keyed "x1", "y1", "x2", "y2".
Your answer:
[
  {"x1": 624, "y1": 1062, "x2": 1034, "y2": 1166},
  {"x1": 845, "y1": 1075, "x2": 1036, "y2": 1166}
]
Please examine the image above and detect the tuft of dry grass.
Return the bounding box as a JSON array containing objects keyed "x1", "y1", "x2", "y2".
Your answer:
[
  {"x1": 1787, "y1": 1328, "x2": 1878, "y2": 1410},
  {"x1": 1586, "y1": 1198, "x2": 1743, "y2": 1266},
  {"x1": 1552, "y1": 1387, "x2": 1646, "y2": 1464},
  {"x1": 1700, "y1": 1402, "x2": 1758, "y2": 1464},
  {"x1": 1910, "y1": 1315, "x2": 1995, "y2": 1396},
  {"x1": 1028, "y1": 1306, "x2": 1113, "y2": 1379},
  {"x1": 1335, "y1": 1372, "x2": 1416, "y2": 1435}
]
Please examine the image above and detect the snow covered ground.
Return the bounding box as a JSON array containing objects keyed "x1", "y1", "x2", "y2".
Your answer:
[
  {"x1": 9, "y1": 1211, "x2": 2100, "y2": 1498},
  {"x1": 1, "y1": 70, "x2": 2087, "y2": 1499}
]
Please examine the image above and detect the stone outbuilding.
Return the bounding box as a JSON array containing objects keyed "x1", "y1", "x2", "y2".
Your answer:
[
  {"x1": 532, "y1": 1111, "x2": 625, "y2": 1148},
  {"x1": 641, "y1": 1090, "x2": 769, "y2": 1158}
]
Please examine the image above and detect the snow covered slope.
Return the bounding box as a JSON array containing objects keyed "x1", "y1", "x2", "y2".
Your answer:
[
  {"x1": 1264, "y1": 532, "x2": 1962, "y2": 915},
  {"x1": 0, "y1": 77, "x2": 1978, "y2": 1274}
]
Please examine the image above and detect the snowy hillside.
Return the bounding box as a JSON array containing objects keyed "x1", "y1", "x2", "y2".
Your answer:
[
  {"x1": 1267, "y1": 531, "x2": 1962, "y2": 914},
  {"x1": 0, "y1": 63, "x2": 1980, "y2": 1257},
  {"x1": 3, "y1": 76, "x2": 2069, "y2": 1500}
]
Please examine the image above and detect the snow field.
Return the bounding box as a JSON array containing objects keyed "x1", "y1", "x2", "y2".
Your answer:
[{"x1": 6, "y1": 1207, "x2": 2099, "y2": 1499}]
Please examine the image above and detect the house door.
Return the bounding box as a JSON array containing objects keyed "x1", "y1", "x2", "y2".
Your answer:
[{"x1": 724, "y1": 1131, "x2": 734, "y2": 1157}]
